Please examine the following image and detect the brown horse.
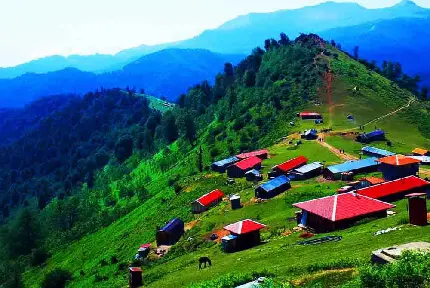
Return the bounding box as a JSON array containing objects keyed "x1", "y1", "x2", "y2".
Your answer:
[{"x1": 199, "y1": 257, "x2": 212, "y2": 269}]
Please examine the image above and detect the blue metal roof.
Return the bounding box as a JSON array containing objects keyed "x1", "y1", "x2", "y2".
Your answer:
[
  {"x1": 161, "y1": 218, "x2": 183, "y2": 232},
  {"x1": 365, "y1": 130, "x2": 385, "y2": 138},
  {"x1": 258, "y1": 175, "x2": 290, "y2": 192},
  {"x1": 304, "y1": 129, "x2": 318, "y2": 136},
  {"x1": 361, "y1": 146, "x2": 395, "y2": 157},
  {"x1": 327, "y1": 157, "x2": 379, "y2": 174},
  {"x1": 245, "y1": 169, "x2": 261, "y2": 176},
  {"x1": 294, "y1": 162, "x2": 323, "y2": 174},
  {"x1": 212, "y1": 156, "x2": 239, "y2": 167}
]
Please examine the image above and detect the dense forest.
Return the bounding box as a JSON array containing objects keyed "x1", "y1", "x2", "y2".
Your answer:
[{"x1": 1, "y1": 33, "x2": 429, "y2": 287}]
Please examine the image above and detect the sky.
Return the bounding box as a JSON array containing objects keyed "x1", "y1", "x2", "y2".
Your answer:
[{"x1": 0, "y1": 0, "x2": 429, "y2": 67}]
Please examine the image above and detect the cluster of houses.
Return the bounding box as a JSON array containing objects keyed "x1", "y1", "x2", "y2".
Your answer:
[{"x1": 129, "y1": 143, "x2": 430, "y2": 285}]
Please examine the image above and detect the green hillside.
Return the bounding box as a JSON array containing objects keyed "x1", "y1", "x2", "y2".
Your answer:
[{"x1": 4, "y1": 34, "x2": 430, "y2": 288}]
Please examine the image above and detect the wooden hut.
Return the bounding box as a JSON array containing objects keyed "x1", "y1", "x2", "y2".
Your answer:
[
  {"x1": 293, "y1": 193, "x2": 394, "y2": 232},
  {"x1": 222, "y1": 219, "x2": 266, "y2": 252},
  {"x1": 406, "y1": 193, "x2": 428, "y2": 226},
  {"x1": 191, "y1": 189, "x2": 224, "y2": 213},
  {"x1": 156, "y1": 218, "x2": 185, "y2": 246},
  {"x1": 230, "y1": 195, "x2": 241, "y2": 210},
  {"x1": 289, "y1": 162, "x2": 323, "y2": 180},
  {"x1": 377, "y1": 155, "x2": 420, "y2": 181},
  {"x1": 227, "y1": 156, "x2": 262, "y2": 178},
  {"x1": 356, "y1": 176, "x2": 430, "y2": 202},
  {"x1": 129, "y1": 267, "x2": 143, "y2": 287},
  {"x1": 245, "y1": 169, "x2": 263, "y2": 182},
  {"x1": 255, "y1": 175, "x2": 291, "y2": 199}
]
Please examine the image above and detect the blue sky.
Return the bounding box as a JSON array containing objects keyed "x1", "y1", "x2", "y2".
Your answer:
[{"x1": 0, "y1": 0, "x2": 428, "y2": 67}]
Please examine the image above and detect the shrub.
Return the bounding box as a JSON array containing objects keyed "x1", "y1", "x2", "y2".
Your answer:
[
  {"x1": 30, "y1": 248, "x2": 50, "y2": 267},
  {"x1": 41, "y1": 269, "x2": 72, "y2": 288},
  {"x1": 99, "y1": 259, "x2": 108, "y2": 267},
  {"x1": 94, "y1": 274, "x2": 108, "y2": 282},
  {"x1": 110, "y1": 255, "x2": 119, "y2": 264}
]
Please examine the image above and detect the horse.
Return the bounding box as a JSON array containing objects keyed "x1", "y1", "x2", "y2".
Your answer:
[{"x1": 198, "y1": 257, "x2": 212, "y2": 269}]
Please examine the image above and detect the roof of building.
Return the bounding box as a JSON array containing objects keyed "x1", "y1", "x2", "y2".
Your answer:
[
  {"x1": 360, "y1": 177, "x2": 385, "y2": 185},
  {"x1": 413, "y1": 148, "x2": 430, "y2": 156},
  {"x1": 294, "y1": 162, "x2": 323, "y2": 174},
  {"x1": 212, "y1": 156, "x2": 239, "y2": 167},
  {"x1": 195, "y1": 189, "x2": 224, "y2": 206},
  {"x1": 300, "y1": 112, "x2": 322, "y2": 117},
  {"x1": 361, "y1": 146, "x2": 395, "y2": 157},
  {"x1": 234, "y1": 156, "x2": 262, "y2": 170},
  {"x1": 377, "y1": 155, "x2": 421, "y2": 166},
  {"x1": 275, "y1": 156, "x2": 308, "y2": 173},
  {"x1": 303, "y1": 129, "x2": 318, "y2": 136},
  {"x1": 356, "y1": 176, "x2": 430, "y2": 199},
  {"x1": 258, "y1": 175, "x2": 290, "y2": 192},
  {"x1": 365, "y1": 130, "x2": 385, "y2": 138},
  {"x1": 410, "y1": 156, "x2": 430, "y2": 164},
  {"x1": 129, "y1": 267, "x2": 143, "y2": 272},
  {"x1": 139, "y1": 243, "x2": 151, "y2": 249},
  {"x1": 161, "y1": 218, "x2": 183, "y2": 232},
  {"x1": 236, "y1": 149, "x2": 269, "y2": 160},
  {"x1": 326, "y1": 157, "x2": 379, "y2": 174},
  {"x1": 230, "y1": 195, "x2": 240, "y2": 200},
  {"x1": 245, "y1": 169, "x2": 261, "y2": 176},
  {"x1": 406, "y1": 193, "x2": 427, "y2": 197},
  {"x1": 293, "y1": 192, "x2": 395, "y2": 222},
  {"x1": 224, "y1": 219, "x2": 266, "y2": 235}
]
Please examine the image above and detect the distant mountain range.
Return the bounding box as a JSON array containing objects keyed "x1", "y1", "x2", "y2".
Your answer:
[
  {"x1": 1, "y1": 0, "x2": 430, "y2": 107},
  {"x1": 0, "y1": 49, "x2": 243, "y2": 107}
]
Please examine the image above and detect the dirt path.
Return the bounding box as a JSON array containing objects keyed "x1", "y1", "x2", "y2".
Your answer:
[{"x1": 316, "y1": 133, "x2": 358, "y2": 161}]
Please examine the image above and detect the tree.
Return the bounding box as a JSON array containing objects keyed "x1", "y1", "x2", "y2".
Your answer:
[
  {"x1": 264, "y1": 39, "x2": 271, "y2": 51},
  {"x1": 114, "y1": 135, "x2": 134, "y2": 163},
  {"x1": 41, "y1": 269, "x2": 72, "y2": 288},
  {"x1": 353, "y1": 46, "x2": 359, "y2": 60},
  {"x1": 394, "y1": 62, "x2": 403, "y2": 79},
  {"x1": 178, "y1": 114, "x2": 196, "y2": 143},
  {"x1": 279, "y1": 33, "x2": 290, "y2": 46},
  {"x1": 38, "y1": 193, "x2": 48, "y2": 210},
  {"x1": 244, "y1": 70, "x2": 256, "y2": 87},
  {"x1": 161, "y1": 112, "x2": 178, "y2": 143},
  {"x1": 330, "y1": 40, "x2": 336, "y2": 47},
  {"x1": 197, "y1": 146, "x2": 203, "y2": 172},
  {"x1": 9, "y1": 208, "x2": 40, "y2": 256},
  {"x1": 177, "y1": 94, "x2": 186, "y2": 108},
  {"x1": 420, "y1": 87, "x2": 429, "y2": 100}
]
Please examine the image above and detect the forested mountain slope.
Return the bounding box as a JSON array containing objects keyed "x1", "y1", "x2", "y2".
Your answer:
[{"x1": 1, "y1": 33, "x2": 430, "y2": 287}]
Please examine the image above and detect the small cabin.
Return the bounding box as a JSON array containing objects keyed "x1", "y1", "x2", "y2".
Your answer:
[
  {"x1": 137, "y1": 243, "x2": 151, "y2": 258},
  {"x1": 412, "y1": 148, "x2": 430, "y2": 157},
  {"x1": 156, "y1": 218, "x2": 185, "y2": 246},
  {"x1": 230, "y1": 195, "x2": 241, "y2": 210},
  {"x1": 361, "y1": 146, "x2": 395, "y2": 158},
  {"x1": 211, "y1": 156, "x2": 239, "y2": 173},
  {"x1": 227, "y1": 156, "x2": 262, "y2": 178},
  {"x1": 406, "y1": 193, "x2": 427, "y2": 226},
  {"x1": 222, "y1": 219, "x2": 266, "y2": 252},
  {"x1": 255, "y1": 175, "x2": 291, "y2": 199},
  {"x1": 377, "y1": 155, "x2": 420, "y2": 181},
  {"x1": 272, "y1": 156, "x2": 307, "y2": 176},
  {"x1": 301, "y1": 129, "x2": 318, "y2": 140},
  {"x1": 323, "y1": 158, "x2": 379, "y2": 180},
  {"x1": 356, "y1": 130, "x2": 385, "y2": 143},
  {"x1": 191, "y1": 189, "x2": 224, "y2": 214},
  {"x1": 129, "y1": 267, "x2": 143, "y2": 287},
  {"x1": 298, "y1": 112, "x2": 322, "y2": 120},
  {"x1": 289, "y1": 162, "x2": 323, "y2": 180}
]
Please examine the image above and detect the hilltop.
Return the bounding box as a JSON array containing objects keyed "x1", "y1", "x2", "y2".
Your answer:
[{"x1": 0, "y1": 33, "x2": 427, "y2": 288}]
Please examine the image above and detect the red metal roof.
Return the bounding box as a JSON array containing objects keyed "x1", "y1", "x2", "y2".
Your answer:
[
  {"x1": 129, "y1": 267, "x2": 142, "y2": 272},
  {"x1": 377, "y1": 155, "x2": 421, "y2": 166},
  {"x1": 275, "y1": 156, "x2": 308, "y2": 173},
  {"x1": 196, "y1": 189, "x2": 224, "y2": 207},
  {"x1": 224, "y1": 219, "x2": 266, "y2": 235},
  {"x1": 234, "y1": 156, "x2": 262, "y2": 170},
  {"x1": 360, "y1": 177, "x2": 385, "y2": 185},
  {"x1": 236, "y1": 149, "x2": 269, "y2": 160},
  {"x1": 299, "y1": 112, "x2": 322, "y2": 117},
  {"x1": 139, "y1": 243, "x2": 151, "y2": 249},
  {"x1": 356, "y1": 176, "x2": 430, "y2": 199},
  {"x1": 293, "y1": 192, "x2": 394, "y2": 222}
]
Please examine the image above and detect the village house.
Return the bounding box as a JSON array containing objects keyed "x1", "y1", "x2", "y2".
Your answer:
[
  {"x1": 301, "y1": 129, "x2": 318, "y2": 140},
  {"x1": 191, "y1": 189, "x2": 225, "y2": 213},
  {"x1": 293, "y1": 192, "x2": 394, "y2": 232},
  {"x1": 272, "y1": 156, "x2": 308, "y2": 176},
  {"x1": 412, "y1": 148, "x2": 430, "y2": 156},
  {"x1": 211, "y1": 156, "x2": 239, "y2": 173},
  {"x1": 356, "y1": 176, "x2": 430, "y2": 202},
  {"x1": 356, "y1": 130, "x2": 385, "y2": 143},
  {"x1": 361, "y1": 146, "x2": 395, "y2": 158},
  {"x1": 222, "y1": 219, "x2": 266, "y2": 252},
  {"x1": 255, "y1": 175, "x2": 291, "y2": 199},
  {"x1": 236, "y1": 149, "x2": 269, "y2": 160},
  {"x1": 323, "y1": 158, "x2": 379, "y2": 180},
  {"x1": 156, "y1": 218, "x2": 185, "y2": 246},
  {"x1": 297, "y1": 112, "x2": 323, "y2": 120},
  {"x1": 289, "y1": 162, "x2": 323, "y2": 180},
  {"x1": 377, "y1": 155, "x2": 420, "y2": 181},
  {"x1": 227, "y1": 156, "x2": 262, "y2": 178}
]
